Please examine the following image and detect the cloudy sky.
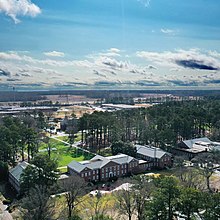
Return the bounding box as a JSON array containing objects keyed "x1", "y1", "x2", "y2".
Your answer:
[{"x1": 0, "y1": 0, "x2": 220, "y2": 90}]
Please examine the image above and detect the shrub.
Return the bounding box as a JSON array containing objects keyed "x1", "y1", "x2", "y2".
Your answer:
[
  {"x1": 0, "y1": 161, "x2": 8, "y2": 181},
  {"x1": 3, "y1": 199, "x2": 12, "y2": 205}
]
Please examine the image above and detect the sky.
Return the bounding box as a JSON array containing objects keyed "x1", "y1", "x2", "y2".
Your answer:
[{"x1": 0, "y1": 0, "x2": 220, "y2": 90}]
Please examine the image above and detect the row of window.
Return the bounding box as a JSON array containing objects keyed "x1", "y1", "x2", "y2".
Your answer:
[
  {"x1": 101, "y1": 164, "x2": 127, "y2": 173},
  {"x1": 129, "y1": 162, "x2": 138, "y2": 168}
]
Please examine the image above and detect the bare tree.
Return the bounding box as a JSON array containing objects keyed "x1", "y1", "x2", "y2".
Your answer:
[
  {"x1": 115, "y1": 188, "x2": 136, "y2": 220},
  {"x1": 192, "y1": 151, "x2": 220, "y2": 191},
  {"x1": 132, "y1": 175, "x2": 154, "y2": 220},
  {"x1": 20, "y1": 185, "x2": 55, "y2": 220},
  {"x1": 177, "y1": 167, "x2": 206, "y2": 190},
  {"x1": 60, "y1": 175, "x2": 87, "y2": 219},
  {"x1": 82, "y1": 191, "x2": 113, "y2": 219}
]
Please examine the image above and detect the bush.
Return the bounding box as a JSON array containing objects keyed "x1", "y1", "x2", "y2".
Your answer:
[
  {"x1": 69, "y1": 214, "x2": 82, "y2": 220},
  {"x1": 3, "y1": 199, "x2": 12, "y2": 205},
  {"x1": 0, "y1": 161, "x2": 8, "y2": 181}
]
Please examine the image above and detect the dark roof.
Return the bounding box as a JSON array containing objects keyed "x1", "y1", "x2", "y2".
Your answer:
[
  {"x1": 136, "y1": 145, "x2": 170, "y2": 159},
  {"x1": 9, "y1": 161, "x2": 29, "y2": 182},
  {"x1": 68, "y1": 153, "x2": 137, "y2": 173}
]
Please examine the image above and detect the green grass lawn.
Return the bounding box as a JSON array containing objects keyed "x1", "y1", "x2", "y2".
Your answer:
[
  {"x1": 99, "y1": 147, "x2": 112, "y2": 157},
  {"x1": 39, "y1": 138, "x2": 94, "y2": 167},
  {"x1": 55, "y1": 136, "x2": 69, "y2": 142},
  {"x1": 55, "y1": 132, "x2": 82, "y2": 142}
]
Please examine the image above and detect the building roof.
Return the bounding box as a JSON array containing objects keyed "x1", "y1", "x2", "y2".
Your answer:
[
  {"x1": 182, "y1": 137, "x2": 212, "y2": 149},
  {"x1": 136, "y1": 145, "x2": 170, "y2": 159},
  {"x1": 68, "y1": 153, "x2": 137, "y2": 174},
  {"x1": 9, "y1": 161, "x2": 29, "y2": 182},
  {"x1": 107, "y1": 154, "x2": 136, "y2": 164},
  {"x1": 68, "y1": 160, "x2": 86, "y2": 173},
  {"x1": 180, "y1": 137, "x2": 220, "y2": 153}
]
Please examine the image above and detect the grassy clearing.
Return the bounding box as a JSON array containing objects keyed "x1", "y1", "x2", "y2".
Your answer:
[
  {"x1": 54, "y1": 192, "x2": 117, "y2": 219},
  {"x1": 55, "y1": 136, "x2": 69, "y2": 142},
  {"x1": 79, "y1": 193, "x2": 117, "y2": 219},
  {"x1": 99, "y1": 147, "x2": 112, "y2": 157},
  {"x1": 39, "y1": 139, "x2": 94, "y2": 167},
  {"x1": 57, "y1": 167, "x2": 68, "y2": 173},
  {"x1": 55, "y1": 132, "x2": 81, "y2": 143}
]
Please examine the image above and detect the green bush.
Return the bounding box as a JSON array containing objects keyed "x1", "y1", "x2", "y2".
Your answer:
[
  {"x1": 3, "y1": 199, "x2": 12, "y2": 205},
  {"x1": 0, "y1": 161, "x2": 8, "y2": 181}
]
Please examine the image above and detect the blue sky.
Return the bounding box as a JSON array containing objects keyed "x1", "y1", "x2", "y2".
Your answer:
[{"x1": 0, "y1": 0, "x2": 220, "y2": 90}]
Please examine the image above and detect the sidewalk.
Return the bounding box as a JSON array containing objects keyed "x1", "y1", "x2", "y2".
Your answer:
[{"x1": 0, "y1": 203, "x2": 13, "y2": 220}]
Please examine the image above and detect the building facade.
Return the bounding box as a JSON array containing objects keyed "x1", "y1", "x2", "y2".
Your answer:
[
  {"x1": 136, "y1": 145, "x2": 172, "y2": 169},
  {"x1": 8, "y1": 161, "x2": 29, "y2": 193},
  {"x1": 68, "y1": 154, "x2": 140, "y2": 182}
]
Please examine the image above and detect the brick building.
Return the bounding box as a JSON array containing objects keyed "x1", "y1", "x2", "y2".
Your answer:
[
  {"x1": 136, "y1": 145, "x2": 172, "y2": 169},
  {"x1": 68, "y1": 154, "x2": 141, "y2": 182}
]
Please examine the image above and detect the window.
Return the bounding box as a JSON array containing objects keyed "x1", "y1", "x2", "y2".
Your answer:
[
  {"x1": 93, "y1": 170, "x2": 95, "y2": 174},
  {"x1": 85, "y1": 172, "x2": 87, "y2": 177},
  {"x1": 81, "y1": 173, "x2": 84, "y2": 177},
  {"x1": 102, "y1": 174, "x2": 104, "y2": 178},
  {"x1": 88, "y1": 172, "x2": 91, "y2": 176}
]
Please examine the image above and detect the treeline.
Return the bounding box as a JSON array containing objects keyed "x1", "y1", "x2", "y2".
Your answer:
[
  {"x1": 17, "y1": 174, "x2": 220, "y2": 220},
  {"x1": 115, "y1": 175, "x2": 220, "y2": 220},
  {"x1": 0, "y1": 113, "x2": 46, "y2": 168},
  {"x1": 78, "y1": 99, "x2": 220, "y2": 152},
  {"x1": 0, "y1": 91, "x2": 46, "y2": 102}
]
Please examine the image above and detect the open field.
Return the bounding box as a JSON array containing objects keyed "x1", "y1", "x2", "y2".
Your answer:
[{"x1": 39, "y1": 138, "x2": 94, "y2": 167}]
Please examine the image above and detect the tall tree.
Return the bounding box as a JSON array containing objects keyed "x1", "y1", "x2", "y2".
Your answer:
[
  {"x1": 177, "y1": 187, "x2": 201, "y2": 220},
  {"x1": 151, "y1": 176, "x2": 180, "y2": 220},
  {"x1": 132, "y1": 175, "x2": 154, "y2": 220},
  {"x1": 21, "y1": 185, "x2": 55, "y2": 220},
  {"x1": 60, "y1": 175, "x2": 87, "y2": 219},
  {"x1": 115, "y1": 188, "x2": 136, "y2": 220}
]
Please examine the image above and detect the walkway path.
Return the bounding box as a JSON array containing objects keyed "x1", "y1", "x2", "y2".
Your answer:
[
  {"x1": 50, "y1": 136, "x2": 97, "y2": 156},
  {"x1": 0, "y1": 203, "x2": 13, "y2": 220}
]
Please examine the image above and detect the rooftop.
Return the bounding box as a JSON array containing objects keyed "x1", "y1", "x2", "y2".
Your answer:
[
  {"x1": 136, "y1": 145, "x2": 170, "y2": 159},
  {"x1": 9, "y1": 161, "x2": 29, "y2": 182},
  {"x1": 68, "y1": 153, "x2": 137, "y2": 173},
  {"x1": 181, "y1": 137, "x2": 220, "y2": 152}
]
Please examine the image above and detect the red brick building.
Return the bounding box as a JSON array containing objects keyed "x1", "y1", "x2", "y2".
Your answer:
[
  {"x1": 68, "y1": 154, "x2": 140, "y2": 182},
  {"x1": 136, "y1": 145, "x2": 172, "y2": 169}
]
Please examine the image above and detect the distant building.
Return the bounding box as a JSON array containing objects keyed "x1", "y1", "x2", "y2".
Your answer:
[
  {"x1": 8, "y1": 161, "x2": 29, "y2": 193},
  {"x1": 68, "y1": 154, "x2": 141, "y2": 182},
  {"x1": 136, "y1": 145, "x2": 172, "y2": 169},
  {"x1": 172, "y1": 137, "x2": 220, "y2": 160}
]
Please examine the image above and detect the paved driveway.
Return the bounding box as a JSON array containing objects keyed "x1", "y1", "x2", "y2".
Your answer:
[{"x1": 0, "y1": 204, "x2": 13, "y2": 220}]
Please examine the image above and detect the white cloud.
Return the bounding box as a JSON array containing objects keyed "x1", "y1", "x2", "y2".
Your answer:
[
  {"x1": 0, "y1": 51, "x2": 92, "y2": 67},
  {"x1": 108, "y1": 48, "x2": 121, "y2": 53},
  {"x1": 0, "y1": 0, "x2": 41, "y2": 24},
  {"x1": 137, "y1": 0, "x2": 151, "y2": 7},
  {"x1": 96, "y1": 56, "x2": 129, "y2": 70},
  {"x1": 136, "y1": 49, "x2": 220, "y2": 70},
  {"x1": 44, "y1": 51, "x2": 65, "y2": 57},
  {"x1": 161, "y1": 28, "x2": 176, "y2": 35}
]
